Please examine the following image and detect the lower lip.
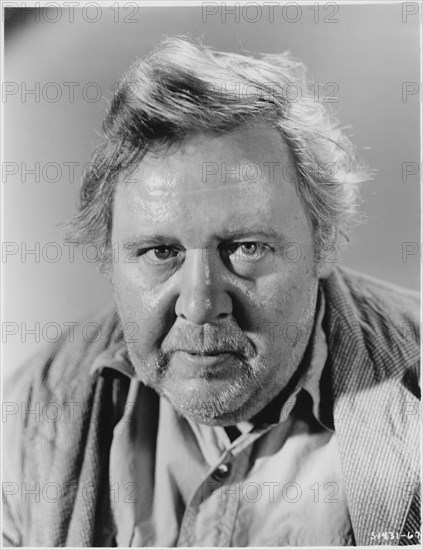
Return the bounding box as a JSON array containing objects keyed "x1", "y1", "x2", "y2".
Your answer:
[{"x1": 171, "y1": 351, "x2": 238, "y2": 375}]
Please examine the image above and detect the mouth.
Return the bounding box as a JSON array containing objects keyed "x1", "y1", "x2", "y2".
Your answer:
[
  {"x1": 172, "y1": 350, "x2": 240, "y2": 371},
  {"x1": 179, "y1": 349, "x2": 238, "y2": 357}
]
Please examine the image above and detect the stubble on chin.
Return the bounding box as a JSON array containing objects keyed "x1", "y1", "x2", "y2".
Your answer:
[{"x1": 125, "y1": 346, "x2": 265, "y2": 425}]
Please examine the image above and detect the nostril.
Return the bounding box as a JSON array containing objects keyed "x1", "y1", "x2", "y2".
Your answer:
[{"x1": 217, "y1": 312, "x2": 229, "y2": 319}]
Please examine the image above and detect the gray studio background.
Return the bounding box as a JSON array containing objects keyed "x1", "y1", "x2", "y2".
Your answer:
[{"x1": 4, "y1": 4, "x2": 420, "y2": 374}]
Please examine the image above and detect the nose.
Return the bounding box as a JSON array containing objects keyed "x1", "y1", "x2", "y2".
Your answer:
[{"x1": 175, "y1": 249, "x2": 232, "y2": 325}]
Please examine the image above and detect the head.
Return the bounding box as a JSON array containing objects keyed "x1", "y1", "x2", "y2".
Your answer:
[{"x1": 68, "y1": 37, "x2": 369, "y2": 425}]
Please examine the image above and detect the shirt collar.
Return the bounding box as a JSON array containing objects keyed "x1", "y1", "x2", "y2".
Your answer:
[
  {"x1": 281, "y1": 287, "x2": 332, "y2": 431},
  {"x1": 90, "y1": 337, "x2": 135, "y2": 378}
]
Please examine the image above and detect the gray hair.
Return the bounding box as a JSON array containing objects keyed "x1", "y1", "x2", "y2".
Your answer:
[{"x1": 66, "y1": 35, "x2": 369, "y2": 270}]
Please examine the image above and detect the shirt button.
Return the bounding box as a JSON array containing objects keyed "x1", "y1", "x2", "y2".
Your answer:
[{"x1": 212, "y1": 463, "x2": 231, "y2": 482}]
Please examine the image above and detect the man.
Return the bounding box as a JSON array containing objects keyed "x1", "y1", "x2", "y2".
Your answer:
[{"x1": 3, "y1": 36, "x2": 420, "y2": 547}]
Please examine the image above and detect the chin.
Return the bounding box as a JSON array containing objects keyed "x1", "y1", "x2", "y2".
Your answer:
[
  {"x1": 160, "y1": 380, "x2": 266, "y2": 426},
  {"x1": 129, "y1": 348, "x2": 285, "y2": 426}
]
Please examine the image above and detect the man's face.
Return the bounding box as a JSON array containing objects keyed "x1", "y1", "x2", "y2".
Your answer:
[{"x1": 111, "y1": 123, "x2": 321, "y2": 426}]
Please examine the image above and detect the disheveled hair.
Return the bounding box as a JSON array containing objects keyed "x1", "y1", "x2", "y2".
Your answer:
[{"x1": 66, "y1": 35, "x2": 370, "y2": 270}]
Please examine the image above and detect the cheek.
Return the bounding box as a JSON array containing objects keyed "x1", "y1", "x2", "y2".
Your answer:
[
  {"x1": 254, "y1": 264, "x2": 318, "y2": 337},
  {"x1": 113, "y1": 267, "x2": 173, "y2": 351}
]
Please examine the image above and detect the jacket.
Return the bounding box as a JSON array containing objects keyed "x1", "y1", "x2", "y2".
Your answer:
[{"x1": 2, "y1": 266, "x2": 421, "y2": 547}]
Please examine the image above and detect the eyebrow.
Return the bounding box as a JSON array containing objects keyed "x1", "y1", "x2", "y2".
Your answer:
[
  {"x1": 219, "y1": 226, "x2": 280, "y2": 242},
  {"x1": 121, "y1": 226, "x2": 282, "y2": 247}
]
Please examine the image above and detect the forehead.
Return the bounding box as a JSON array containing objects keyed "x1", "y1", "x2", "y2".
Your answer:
[
  {"x1": 128, "y1": 124, "x2": 288, "y2": 190},
  {"x1": 112, "y1": 124, "x2": 309, "y2": 241}
]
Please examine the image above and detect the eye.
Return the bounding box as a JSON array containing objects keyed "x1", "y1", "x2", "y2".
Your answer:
[
  {"x1": 139, "y1": 246, "x2": 180, "y2": 264},
  {"x1": 225, "y1": 242, "x2": 268, "y2": 262},
  {"x1": 239, "y1": 243, "x2": 260, "y2": 256}
]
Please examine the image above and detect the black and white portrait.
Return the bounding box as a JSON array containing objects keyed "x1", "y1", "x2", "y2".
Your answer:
[{"x1": 2, "y1": 2, "x2": 421, "y2": 547}]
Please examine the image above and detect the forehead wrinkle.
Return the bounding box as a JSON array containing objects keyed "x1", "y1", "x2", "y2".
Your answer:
[
  {"x1": 124, "y1": 181, "x2": 271, "y2": 201},
  {"x1": 114, "y1": 176, "x2": 289, "y2": 244},
  {"x1": 125, "y1": 162, "x2": 274, "y2": 199},
  {"x1": 117, "y1": 168, "x2": 275, "y2": 217}
]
